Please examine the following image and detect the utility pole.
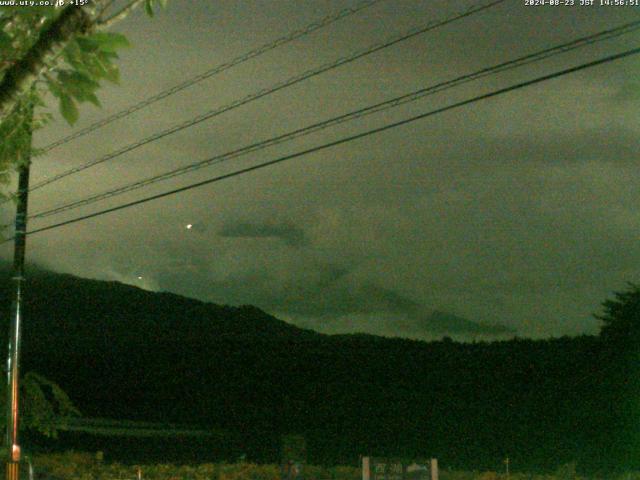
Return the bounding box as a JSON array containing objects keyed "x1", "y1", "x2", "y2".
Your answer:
[{"x1": 5, "y1": 108, "x2": 33, "y2": 480}]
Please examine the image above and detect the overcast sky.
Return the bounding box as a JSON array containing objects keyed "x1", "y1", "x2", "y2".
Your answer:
[{"x1": 2, "y1": 0, "x2": 639, "y2": 341}]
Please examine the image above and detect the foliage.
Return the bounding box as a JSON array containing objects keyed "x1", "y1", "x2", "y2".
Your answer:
[
  {"x1": 592, "y1": 284, "x2": 640, "y2": 471},
  {"x1": 0, "y1": 371, "x2": 80, "y2": 439},
  {"x1": 0, "y1": 87, "x2": 37, "y2": 191},
  {"x1": 553, "y1": 463, "x2": 578, "y2": 480},
  {"x1": 29, "y1": 455, "x2": 358, "y2": 480},
  {"x1": 144, "y1": 0, "x2": 168, "y2": 17},
  {"x1": 20, "y1": 371, "x2": 81, "y2": 437},
  {"x1": 0, "y1": 1, "x2": 168, "y2": 193},
  {"x1": 47, "y1": 29, "x2": 130, "y2": 124},
  {"x1": 23, "y1": 455, "x2": 640, "y2": 480},
  {"x1": 596, "y1": 283, "x2": 640, "y2": 343},
  {"x1": 3, "y1": 269, "x2": 639, "y2": 472}
]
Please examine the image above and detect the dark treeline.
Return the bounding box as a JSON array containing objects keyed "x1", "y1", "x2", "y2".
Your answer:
[{"x1": 1, "y1": 268, "x2": 638, "y2": 473}]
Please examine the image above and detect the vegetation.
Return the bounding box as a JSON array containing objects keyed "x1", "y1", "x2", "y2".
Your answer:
[
  {"x1": 0, "y1": 370, "x2": 79, "y2": 442},
  {"x1": 1, "y1": 269, "x2": 638, "y2": 473},
  {"x1": 23, "y1": 453, "x2": 640, "y2": 480},
  {"x1": 32, "y1": 453, "x2": 368, "y2": 480},
  {"x1": 15, "y1": 372, "x2": 80, "y2": 437},
  {"x1": 0, "y1": 1, "x2": 167, "y2": 197},
  {"x1": 598, "y1": 283, "x2": 640, "y2": 343},
  {"x1": 2, "y1": 3, "x2": 637, "y2": 477}
]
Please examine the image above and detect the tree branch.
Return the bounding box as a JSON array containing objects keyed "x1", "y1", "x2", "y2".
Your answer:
[
  {"x1": 96, "y1": 0, "x2": 118, "y2": 18},
  {"x1": 0, "y1": 5, "x2": 94, "y2": 123},
  {"x1": 97, "y1": 0, "x2": 145, "y2": 28}
]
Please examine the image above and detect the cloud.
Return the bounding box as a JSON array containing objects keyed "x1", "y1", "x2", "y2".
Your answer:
[
  {"x1": 218, "y1": 221, "x2": 308, "y2": 247},
  {"x1": 611, "y1": 81, "x2": 640, "y2": 105},
  {"x1": 282, "y1": 281, "x2": 421, "y2": 318},
  {"x1": 416, "y1": 311, "x2": 514, "y2": 335},
  {"x1": 192, "y1": 260, "x2": 513, "y2": 339},
  {"x1": 289, "y1": 309, "x2": 514, "y2": 342},
  {"x1": 10, "y1": 1, "x2": 637, "y2": 343}
]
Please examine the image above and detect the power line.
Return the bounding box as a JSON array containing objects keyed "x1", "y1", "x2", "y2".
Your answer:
[
  {"x1": 27, "y1": 18, "x2": 640, "y2": 221},
  {"x1": 28, "y1": 0, "x2": 506, "y2": 193},
  {"x1": 14, "y1": 45, "x2": 640, "y2": 240},
  {"x1": 38, "y1": 0, "x2": 386, "y2": 153}
]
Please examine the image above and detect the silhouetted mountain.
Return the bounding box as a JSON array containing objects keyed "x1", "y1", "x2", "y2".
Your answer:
[
  {"x1": 420, "y1": 310, "x2": 513, "y2": 335},
  {"x1": 0, "y1": 266, "x2": 635, "y2": 472}
]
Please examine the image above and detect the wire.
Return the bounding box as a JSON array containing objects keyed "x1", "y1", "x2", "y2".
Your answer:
[
  {"x1": 27, "y1": 19, "x2": 640, "y2": 221},
  {"x1": 27, "y1": 0, "x2": 507, "y2": 193},
  {"x1": 13, "y1": 45, "x2": 639, "y2": 241},
  {"x1": 38, "y1": 0, "x2": 386, "y2": 153}
]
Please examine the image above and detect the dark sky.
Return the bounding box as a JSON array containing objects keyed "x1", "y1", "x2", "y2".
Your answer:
[{"x1": 3, "y1": 0, "x2": 639, "y2": 341}]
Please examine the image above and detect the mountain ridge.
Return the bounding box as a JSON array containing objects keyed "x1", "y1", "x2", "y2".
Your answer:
[{"x1": 0, "y1": 265, "x2": 630, "y2": 472}]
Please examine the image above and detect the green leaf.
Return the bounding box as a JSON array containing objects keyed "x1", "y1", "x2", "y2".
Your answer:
[
  {"x1": 57, "y1": 70, "x2": 99, "y2": 102},
  {"x1": 0, "y1": 30, "x2": 11, "y2": 51},
  {"x1": 144, "y1": 0, "x2": 154, "y2": 17},
  {"x1": 89, "y1": 31, "x2": 130, "y2": 53},
  {"x1": 85, "y1": 92, "x2": 101, "y2": 107},
  {"x1": 71, "y1": 50, "x2": 105, "y2": 79},
  {"x1": 46, "y1": 76, "x2": 63, "y2": 99},
  {"x1": 0, "y1": 94, "x2": 36, "y2": 173},
  {"x1": 76, "y1": 36, "x2": 100, "y2": 53},
  {"x1": 21, "y1": 372, "x2": 80, "y2": 438},
  {"x1": 59, "y1": 94, "x2": 78, "y2": 125},
  {"x1": 96, "y1": 51, "x2": 120, "y2": 84},
  {"x1": 62, "y1": 39, "x2": 82, "y2": 65}
]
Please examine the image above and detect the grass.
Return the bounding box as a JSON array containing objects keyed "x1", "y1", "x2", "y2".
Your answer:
[
  {"x1": 26, "y1": 452, "x2": 636, "y2": 480},
  {"x1": 30, "y1": 452, "x2": 362, "y2": 480}
]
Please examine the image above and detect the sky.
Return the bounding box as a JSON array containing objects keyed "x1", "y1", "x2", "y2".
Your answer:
[{"x1": 2, "y1": 0, "x2": 639, "y2": 341}]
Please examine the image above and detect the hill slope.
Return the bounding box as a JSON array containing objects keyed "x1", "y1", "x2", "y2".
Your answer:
[{"x1": 0, "y1": 268, "x2": 632, "y2": 472}]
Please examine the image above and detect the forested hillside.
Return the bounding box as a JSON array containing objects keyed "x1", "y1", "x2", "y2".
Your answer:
[{"x1": 1, "y1": 268, "x2": 637, "y2": 473}]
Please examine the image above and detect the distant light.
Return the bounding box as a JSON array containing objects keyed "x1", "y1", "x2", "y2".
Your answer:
[
  {"x1": 186, "y1": 224, "x2": 193, "y2": 230},
  {"x1": 137, "y1": 276, "x2": 143, "y2": 280}
]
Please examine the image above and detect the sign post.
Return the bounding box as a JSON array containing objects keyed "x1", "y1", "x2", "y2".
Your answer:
[{"x1": 362, "y1": 457, "x2": 438, "y2": 480}]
